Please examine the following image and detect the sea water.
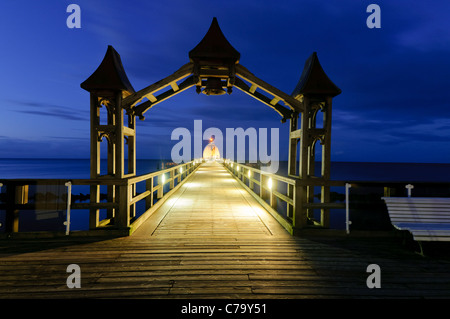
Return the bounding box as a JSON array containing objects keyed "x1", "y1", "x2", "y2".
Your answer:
[
  {"x1": 0, "y1": 158, "x2": 166, "y2": 179},
  {"x1": 2, "y1": 159, "x2": 450, "y2": 181}
]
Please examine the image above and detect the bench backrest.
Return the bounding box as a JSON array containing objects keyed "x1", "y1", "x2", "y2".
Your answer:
[{"x1": 382, "y1": 197, "x2": 450, "y2": 224}]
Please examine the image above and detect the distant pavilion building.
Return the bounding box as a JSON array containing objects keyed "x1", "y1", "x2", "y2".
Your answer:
[{"x1": 203, "y1": 137, "x2": 221, "y2": 161}]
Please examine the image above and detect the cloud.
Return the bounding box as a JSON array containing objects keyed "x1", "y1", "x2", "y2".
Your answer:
[
  {"x1": 46, "y1": 136, "x2": 86, "y2": 140},
  {"x1": 386, "y1": 119, "x2": 450, "y2": 143},
  {"x1": 0, "y1": 137, "x2": 88, "y2": 159},
  {"x1": 17, "y1": 110, "x2": 84, "y2": 121},
  {"x1": 332, "y1": 110, "x2": 450, "y2": 159},
  {"x1": 8, "y1": 100, "x2": 85, "y2": 121}
]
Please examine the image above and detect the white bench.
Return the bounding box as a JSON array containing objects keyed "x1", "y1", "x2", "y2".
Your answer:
[{"x1": 382, "y1": 197, "x2": 450, "y2": 253}]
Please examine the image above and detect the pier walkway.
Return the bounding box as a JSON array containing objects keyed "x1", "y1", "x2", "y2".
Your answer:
[{"x1": 1, "y1": 162, "x2": 450, "y2": 299}]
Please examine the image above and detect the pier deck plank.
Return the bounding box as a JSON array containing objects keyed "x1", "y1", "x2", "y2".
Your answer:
[{"x1": 1, "y1": 162, "x2": 450, "y2": 299}]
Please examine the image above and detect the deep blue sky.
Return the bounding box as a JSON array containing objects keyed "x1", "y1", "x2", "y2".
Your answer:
[{"x1": 1, "y1": 0, "x2": 450, "y2": 163}]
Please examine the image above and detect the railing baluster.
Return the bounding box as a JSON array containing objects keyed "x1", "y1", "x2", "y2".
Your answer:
[
  {"x1": 170, "y1": 170, "x2": 174, "y2": 190},
  {"x1": 345, "y1": 183, "x2": 352, "y2": 234},
  {"x1": 146, "y1": 177, "x2": 153, "y2": 210},
  {"x1": 117, "y1": 183, "x2": 130, "y2": 228},
  {"x1": 270, "y1": 178, "x2": 277, "y2": 210},
  {"x1": 5, "y1": 182, "x2": 19, "y2": 233},
  {"x1": 89, "y1": 183, "x2": 100, "y2": 229},
  {"x1": 157, "y1": 173, "x2": 164, "y2": 199},
  {"x1": 64, "y1": 181, "x2": 72, "y2": 236}
]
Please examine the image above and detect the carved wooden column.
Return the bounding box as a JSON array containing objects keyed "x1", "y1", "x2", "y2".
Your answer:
[
  {"x1": 81, "y1": 45, "x2": 136, "y2": 230},
  {"x1": 290, "y1": 52, "x2": 341, "y2": 230}
]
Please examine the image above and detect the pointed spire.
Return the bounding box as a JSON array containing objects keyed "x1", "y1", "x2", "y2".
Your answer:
[
  {"x1": 189, "y1": 17, "x2": 240, "y2": 64},
  {"x1": 81, "y1": 45, "x2": 135, "y2": 95},
  {"x1": 292, "y1": 52, "x2": 341, "y2": 98}
]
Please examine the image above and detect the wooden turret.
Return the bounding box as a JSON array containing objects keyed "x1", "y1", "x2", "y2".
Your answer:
[
  {"x1": 81, "y1": 45, "x2": 137, "y2": 229},
  {"x1": 288, "y1": 52, "x2": 341, "y2": 229},
  {"x1": 189, "y1": 17, "x2": 240, "y2": 94}
]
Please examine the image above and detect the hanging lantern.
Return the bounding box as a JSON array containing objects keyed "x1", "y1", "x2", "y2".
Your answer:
[{"x1": 202, "y1": 78, "x2": 226, "y2": 95}]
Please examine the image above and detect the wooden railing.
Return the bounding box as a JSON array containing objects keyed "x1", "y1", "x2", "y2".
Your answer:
[
  {"x1": 2, "y1": 159, "x2": 449, "y2": 237},
  {"x1": 0, "y1": 160, "x2": 201, "y2": 236},
  {"x1": 223, "y1": 160, "x2": 450, "y2": 235},
  {"x1": 224, "y1": 160, "x2": 352, "y2": 234},
  {"x1": 223, "y1": 160, "x2": 297, "y2": 233}
]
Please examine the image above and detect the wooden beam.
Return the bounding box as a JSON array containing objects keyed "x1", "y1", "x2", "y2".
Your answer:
[
  {"x1": 145, "y1": 94, "x2": 157, "y2": 103},
  {"x1": 134, "y1": 76, "x2": 196, "y2": 119},
  {"x1": 170, "y1": 81, "x2": 179, "y2": 92},
  {"x1": 72, "y1": 202, "x2": 119, "y2": 210},
  {"x1": 236, "y1": 64, "x2": 304, "y2": 112},
  {"x1": 96, "y1": 124, "x2": 115, "y2": 133},
  {"x1": 270, "y1": 97, "x2": 280, "y2": 105},
  {"x1": 290, "y1": 129, "x2": 301, "y2": 139},
  {"x1": 233, "y1": 77, "x2": 292, "y2": 119},
  {"x1": 123, "y1": 126, "x2": 135, "y2": 137},
  {"x1": 122, "y1": 62, "x2": 194, "y2": 108},
  {"x1": 304, "y1": 203, "x2": 346, "y2": 209},
  {"x1": 308, "y1": 128, "x2": 326, "y2": 139},
  {"x1": 196, "y1": 68, "x2": 230, "y2": 78}
]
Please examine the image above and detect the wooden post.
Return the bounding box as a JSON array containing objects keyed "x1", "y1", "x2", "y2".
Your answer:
[
  {"x1": 170, "y1": 170, "x2": 174, "y2": 190},
  {"x1": 127, "y1": 112, "x2": 136, "y2": 176},
  {"x1": 117, "y1": 184, "x2": 130, "y2": 229},
  {"x1": 15, "y1": 185, "x2": 29, "y2": 205},
  {"x1": 270, "y1": 179, "x2": 277, "y2": 210},
  {"x1": 89, "y1": 94, "x2": 100, "y2": 229},
  {"x1": 4, "y1": 183, "x2": 15, "y2": 233},
  {"x1": 115, "y1": 93, "x2": 125, "y2": 179},
  {"x1": 106, "y1": 95, "x2": 116, "y2": 221},
  {"x1": 157, "y1": 174, "x2": 164, "y2": 199},
  {"x1": 320, "y1": 97, "x2": 333, "y2": 228},
  {"x1": 260, "y1": 174, "x2": 266, "y2": 201},
  {"x1": 145, "y1": 178, "x2": 153, "y2": 210},
  {"x1": 384, "y1": 187, "x2": 396, "y2": 197},
  {"x1": 299, "y1": 100, "x2": 310, "y2": 180},
  {"x1": 299, "y1": 98, "x2": 313, "y2": 224},
  {"x1": 292, "y1": 180, "x2": 307, "y2": 233},
  {"x1": 90, "y1": 94, "x2": 101, "y2": 178},
  {"x1": 130, "y1": 183, "x2": 136, "y2": 221},
  {"x1": 287, "y1": 183, "x2": 294, "y2": 220},
  {"x1": 5, "y1": 184, "x2": 28, "y2": 233},
  {"x1": 288, "y1": 115, "x2": 299, "y2": 177},
  {"x1": 89, "y1": 184, "x2": 100, "y2": 229}
]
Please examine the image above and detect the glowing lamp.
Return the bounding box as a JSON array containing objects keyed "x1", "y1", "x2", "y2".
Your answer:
[{"x1": 268, "y1": 178, "x2": 273, "y2": 190}]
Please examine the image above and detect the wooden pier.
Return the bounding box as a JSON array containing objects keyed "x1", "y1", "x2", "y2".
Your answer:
[{"x1": 1, "y1": 162, "x2": 450, "y2": 299}]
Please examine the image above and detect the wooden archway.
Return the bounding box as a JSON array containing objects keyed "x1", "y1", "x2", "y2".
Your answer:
[{"x1": 80, "y1": 17, "x2": 341, "y2": 230}]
